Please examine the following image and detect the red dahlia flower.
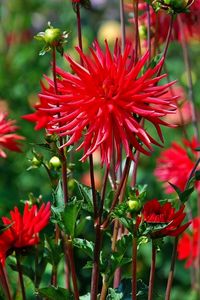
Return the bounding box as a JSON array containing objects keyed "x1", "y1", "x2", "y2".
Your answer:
[
  {"x1": 0, "y1": 112, "x2": 24, "y2": 158},
  {"x1": 0, "y1": 202, "x2": 51, "y2": 264},
  {"x1": 154, "y1": 137, "x2": 200, "y2": 194},
  {"x1": 37, "y1": 40, "x2": 176, "y2": 167},
  {"x1": 140, "y1": 199, "x2": 189, "y2": 238},
  {"x1": 177, "y1": 217, "x2": 200, "y2": 268}
]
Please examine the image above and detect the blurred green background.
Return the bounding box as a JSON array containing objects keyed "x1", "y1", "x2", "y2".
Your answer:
[{"x1": 0, "y1": 0, "x2": 200, "y2": 299}]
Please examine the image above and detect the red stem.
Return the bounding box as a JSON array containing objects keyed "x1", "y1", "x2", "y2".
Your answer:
[
  {"x1": 132, "y1": 232, "x2": 137, "y2": 299},
  {"x1": 164, "y1": 238, "x2": 178, "y2": 300},
  {"x1": 119, "y1": 0, "x2": 126, "y2": 53},
  {"x1": 67, "y1": 241, "x2": 79, "y2": 300},
  {"x1": 0, "y1": 263, "x2": 13, "y2": 300},
  {"x1": 134, "y1": 0, "x2": 139, "y2": 64},
  {"x1": 148, "y1": 244, "x2": 157, "y2": 300}
]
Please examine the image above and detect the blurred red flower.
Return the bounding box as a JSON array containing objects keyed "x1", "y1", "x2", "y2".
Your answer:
[
  {"x1": 177, "y1": 217, "x2": 200, "y2": 268},
  {"x1": 140, "y1": 199, "x2": 189, "y2": 238},
  {"x1": 0, "y1": 202, "x2": 51, "y2": 264},
  {"x1": 154, "y1": 137, "x2": 200, "y2": 194},
  {"x1": 0, "y1": 112, "x2": 24, "y2": 158},
  {"x1": 127, "y1": 0, "x2": 200, "y2": 45},
  {"x1": 37, "y1": 40, "x2": 176, "y2": 167}
]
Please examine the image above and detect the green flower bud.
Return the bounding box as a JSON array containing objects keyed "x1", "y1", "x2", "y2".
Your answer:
[
  {"x1": 128, "y1": 199, "x2": 142, "y2": 213},
  {"x1": 31, "y1": 156, "x2": 42, "y2": 167},
  {"x1": 44, "y1": 28, "x2": 62, "y2": 46},
  {"x1": 49, "y1": 156, "x2": 62, "y2": 169}
]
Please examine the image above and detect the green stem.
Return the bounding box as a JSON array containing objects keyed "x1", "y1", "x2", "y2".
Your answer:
[
  {"x1": 16, "y1": 253, "x2": 26, "y2": 300},
  {"x1": 148, "y1": 243, "x2": 157, "y2": 300}
]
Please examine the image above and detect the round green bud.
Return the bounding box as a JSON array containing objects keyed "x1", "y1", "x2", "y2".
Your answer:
[
  {"x1": 32, "y1": 156, "x2": 42, "y2": 167},
  {"x1": 49, "y1": 156, "x2": 62, "y2": 169},
  {"x1": 44, "y1": 28, "x2": 62, "y2": 45},
  {"x1": 128, "y1": 200, "x2": 142, "y2": 213}
]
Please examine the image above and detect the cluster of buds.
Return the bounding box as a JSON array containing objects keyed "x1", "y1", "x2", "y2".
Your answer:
[{"x1": 151, "y1": 0, "x2": 193, "y2": 14}]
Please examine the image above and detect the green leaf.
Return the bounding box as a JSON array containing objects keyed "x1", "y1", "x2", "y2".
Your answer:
[
  {"x1": 9, "y1": 263, "x2": 35, "y2": 282},
  {"x1": 45, "y1": 236, "x2": 63, "y2": 267},
  {"x1": 73, "y1": 238, "x2": 94, "y2": 260},
  {"x1": 37, "y1": 286, "x2": 74, "y2": 300},
  {"x1": 106, "y1": 288, "x2": 123, "y2": 300},
  {"x1": 62, "y1": 199, "x2": 82, "y2": 237}
]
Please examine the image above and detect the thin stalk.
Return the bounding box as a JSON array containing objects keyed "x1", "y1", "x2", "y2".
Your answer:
[
  {"x1": 99, "y1": 167, "x2": 109, "y2": 219},
  {"x1": 52, "y1": 47, "x2": 69, "y2": 205},
  {"x1": 76, "y1": 3, "x2": 83, "y2": 64},
  {"x1": 51, "y1": 225, "x2": 60, "y2": 286},
  {"x1": 134, "y1": 0, "x2": 139, "y2": 63},
  {"x1": 101, "y1": 157, "x2": 131, "y2": 229},
  {"x1": 146, "y1": 3, "x2": 151, "y2": 63},
  {"x1": 164, "y1": 237, "x2": 178, "y2": 300},
  {"x1": 132, "y1": 232, "x2": 137, "y2": 299},
  {"x1": 15, "y1": 253, "x2": 26, "y2": 300},
  {"x1": 89, "y1": 154, "x2": 98, "y2": 220},
  {"x1": 0, "y1": 263, "x2": 13, "y2": 300},
  {"x1": 119, "y1": 0, "x2": 126, "y2": 53},
  {"x1": 157, "y1": 14, "x2": 174, "y2": 76},
  {"x1": 62, "y1": 235, "x2": 79, "y2": 300},
  {"x1": 90, "y1": 224, "x2": 103, "y2": 300},
  {"x1": 178, "y1": 15, "x2": 200, "y2": 142},
  {"x1": 100, "y1": 278, "x2": 108, "y2": 300},
  {"x1": 148, "y1": 243, "x2": 157, "y2": 300},
  {"x1": 68, "y1": 241, "x2": 79, "y2": 300}
]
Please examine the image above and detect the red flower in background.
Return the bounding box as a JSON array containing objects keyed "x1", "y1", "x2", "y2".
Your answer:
[
  {"x1": 35, "y1": 40, "x2": 176, "y2": 167},
  {"x1": 0, "y1": 113, "x2": 24, "y2": 158},
  {"x1": 140, "y1": 199, "x2": 189, "y2": 238},
  {"x1": 177, "y1": 217, "x2": 200, "y2": 268},
  {"x1": 154, "y1": 137, "x2": 200, "y2": 194},
  {"x1": 127, "y1": 0, "x2": 200, "y2": 46},
  {"x1": 0, "y1": 202, "x2": 51, "y2": 264}
]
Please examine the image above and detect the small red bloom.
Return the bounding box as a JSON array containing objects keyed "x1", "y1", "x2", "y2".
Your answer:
[
  {"x1": 36, "y1": 40, "x2": 176, "y2": 167},
  {"x1": 177, "y1": 217, "x2": 200, "y2": 268},
  {"x1": 140, "y1": 199, "x2": 189, "y2": 238},
  {"x1": 0, "y1": 202, "x2": 51, "y2": 264},
  {"x1": 154, "y1": 137, "x2": 200, "y2": 194},
  {"x1": 0, "y1": 112, "x2": 24, "y2": 158}
]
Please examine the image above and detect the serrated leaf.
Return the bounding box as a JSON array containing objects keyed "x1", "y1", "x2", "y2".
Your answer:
[
  {"x1": 62, "y1": 199, "x2": 82, "y2": 237},
  {"x1": 73, "y1": 238, "x2": 94, "y2": 260},
  {"x1": 37, "y1": 286, "x2": 74, "y2": 300}
]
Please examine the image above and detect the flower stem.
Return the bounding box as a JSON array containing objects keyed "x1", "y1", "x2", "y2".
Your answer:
[
  {"x1": 178, "y1": 15, "x2": 200, "y2": 142},
  {"x1": 134, "y1": 0, "x2": 139, "y2": 63},
  {"x1": 146, "y1": 3, "x2": 151, "y2": 63},
  {"x1": 102, "y1": 157, "x2": 131, "y2": 229},
  {"x1": 90, "y1": 224, "x2": 103, "y2": 300},
  {"x1": 62, "y1": 235, "x2": 79, "y2": 299},
  {"x1": 0, "y1": 263, "x2": 13, "y2": 300},
  {"x1": 164, "y1": 237, "x2": 178, "y2": 300},
  {"x1": 132, "y1": 231, "x2": 137, "y2": 299},
  {"x1": 15, "y1": 253, "x2": 26, "y2": 300},
  {"x1": 157, "y1": 14, "x2": 174, "y2": 76},
  {"x1": 148, "y1": 243, "x2": 157, "y2": 300},
  {"x1": 76, "y1": 3, "x2": 83, "y2": 64},
  {"x1": 119, "y1": 0, "x2": 126, "y2": 53}
]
